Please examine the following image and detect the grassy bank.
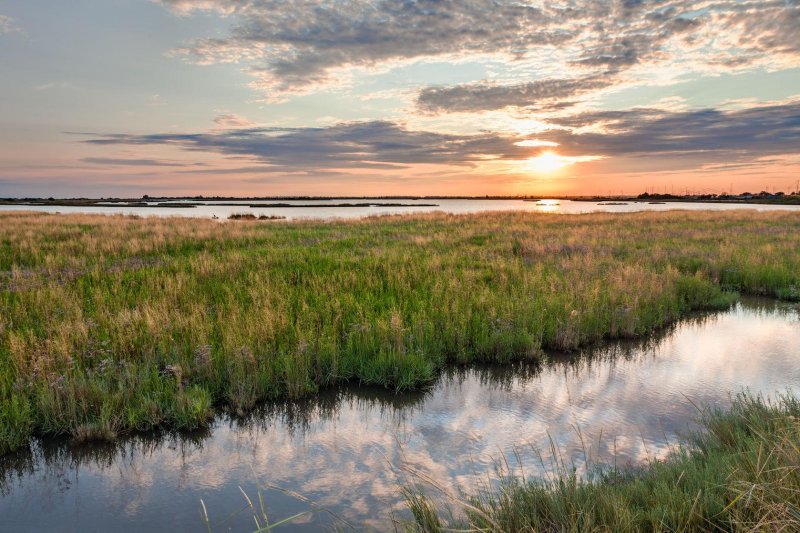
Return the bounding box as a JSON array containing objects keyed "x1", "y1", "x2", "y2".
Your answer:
[
  {"x1": 405, "y1": 393, "x2": 800, "y2": 532},
  {"x1": 1, "y1": 210, "x2": 799, "y2": 454}
]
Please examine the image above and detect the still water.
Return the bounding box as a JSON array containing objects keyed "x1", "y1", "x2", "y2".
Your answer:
[
  {"x1": 2, "y1": 198, "x2": 800, "y2": 220},
  {"x1": 1, "y1": 298, "x2": 799, "y2": 531}
]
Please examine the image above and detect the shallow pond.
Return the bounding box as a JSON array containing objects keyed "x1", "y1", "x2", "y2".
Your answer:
[{"x1": 1, "y1": 298, "x2": 799, "y2": 531}]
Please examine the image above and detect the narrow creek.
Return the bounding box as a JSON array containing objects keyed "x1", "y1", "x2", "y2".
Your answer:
[{"x1": 1, "y1": 297, "x2": 798, "y2": 531}]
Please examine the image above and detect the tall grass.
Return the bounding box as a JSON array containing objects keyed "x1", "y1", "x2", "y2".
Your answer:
[
  {"x1": 1, "y1": 210, "x2": 799, "y2": 454},
  {"x1": 404, "y1": 392, "x2": 800, "y2": 532}
]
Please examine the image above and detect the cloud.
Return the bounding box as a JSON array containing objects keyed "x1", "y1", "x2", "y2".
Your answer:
[
  {"x1": 145, "y1": 94, "x2": 166, "y2": 107},
  {"x1": 35, "y1": 81, "x2": 77, "y2": 92},
  {"x1": 0, "y1": 14, "x2": 21, "y2": 35},
  {"x1": 155, "y1": 0, "x2": 238, "y2": 15},
  {"x1": 516, "y1": 140, "x2": 559, "y2": 148},
  {"x1": 153, "y1": 0, "x2": 800, "y2": 104},
  {"x1": 156, "y1": 1, "x2": 571, "y2": 96},
  {"x1": 82, "y1": 100, "x2": 800, "y2": 176},
  {"x1": 417, "y1": 74, "x2": 612, "y2": 114},
  {"x1": 80, "y1": 157, "x2": 189, "y2": 167},
  {"x1": 542, "y1": 100, "x2": 800, "y2": 164},
  {"x1": 83, "y1": 121, "x2": 528, "y2": 172},
  {"x1": 213, "y1": 113, "x2": 258, "y2": 129},
  {"x1": 712, "y1": 1, "x2": 800, "y2": 60}
]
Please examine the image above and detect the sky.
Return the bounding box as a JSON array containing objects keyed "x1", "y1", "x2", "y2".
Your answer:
[{"x1": 0, "y1": 0, "x2": 799, "y2": 197}]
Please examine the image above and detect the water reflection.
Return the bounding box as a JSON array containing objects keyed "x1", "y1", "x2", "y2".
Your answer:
[
  {"x1": 1, "y1": 298, "x2": 798, "y2": 531},
  {"x1": 2, "y1": 198, "x2": 799, "y2": 220}
]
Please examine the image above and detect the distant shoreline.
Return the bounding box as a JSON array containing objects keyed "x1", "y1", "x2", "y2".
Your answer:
[
  {"x1": 2, "y1": 193, "x2": 799, "y2": 208},
  {"x1": 567, "y1": 194, "x2": 800, "y2": 206},
  {"x1": 0, "y1": 199, "x2": 439, "y2": 209}
]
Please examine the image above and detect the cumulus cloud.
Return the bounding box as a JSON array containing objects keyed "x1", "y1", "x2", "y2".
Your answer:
[
  {"x1": 82, "y1": 100, "x2": 800, "y2": 175},
  {"x1": 153, "y1": 0, "x2": 800, "y2": 105}
]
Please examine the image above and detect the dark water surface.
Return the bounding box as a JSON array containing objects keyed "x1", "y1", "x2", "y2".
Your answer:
[{"x1": 1, "y1": 298, "x2": 799, "y2": 531}]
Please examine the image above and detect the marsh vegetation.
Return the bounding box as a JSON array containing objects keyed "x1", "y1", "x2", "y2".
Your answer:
[
  {"x1": 227, "y1": 213, "x2": 287, "y2": 220},
  {"x1": 1, "y1": 210, "x2": 799, "y2": 455}
]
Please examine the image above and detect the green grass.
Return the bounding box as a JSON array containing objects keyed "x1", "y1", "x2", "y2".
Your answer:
[
  {"x1": 404, "y1": 392, "x2": 800, "y2": 532},
  {"x1": 1, "y1": 209, "x2": 799, "y2": 455}
]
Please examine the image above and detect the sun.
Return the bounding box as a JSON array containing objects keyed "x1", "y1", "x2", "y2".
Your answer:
[
  {"x1": 525, "y1": 151, "x2": 570, "y2": 173},
  {"x1": 522, "y1": 151, "x2": 605, "y2": 174}
]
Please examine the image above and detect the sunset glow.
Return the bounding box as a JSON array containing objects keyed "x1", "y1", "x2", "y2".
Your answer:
[
  {"x1": 524, "y1": 152, "x2": 605, "y2": 175},
  {"x1": 2, "y1": 3, "x2": 800, "y2": 527},
  {"x1": 0, "y1": 1, "x2": 799, "y2": 196},
  {"x1": 526, "y1": 152, "x2": 572, "y2": 174}
]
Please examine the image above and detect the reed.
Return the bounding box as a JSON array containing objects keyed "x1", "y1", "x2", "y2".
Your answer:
[{"x1": 1, "y1": 210, "x2": 798, "y2": 454}]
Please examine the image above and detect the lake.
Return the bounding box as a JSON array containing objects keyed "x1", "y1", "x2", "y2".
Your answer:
[
  {"x1": 2, "y1": 198, "x2": 800, "y2": 220},
  {"x1": 1, "y1": 297, "x2": 798, "y2": 531}
]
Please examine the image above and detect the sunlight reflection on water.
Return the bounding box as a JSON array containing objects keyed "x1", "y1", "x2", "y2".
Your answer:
[{"x1": 2, "y1": 198, "x2": 800, "y2": 221}]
